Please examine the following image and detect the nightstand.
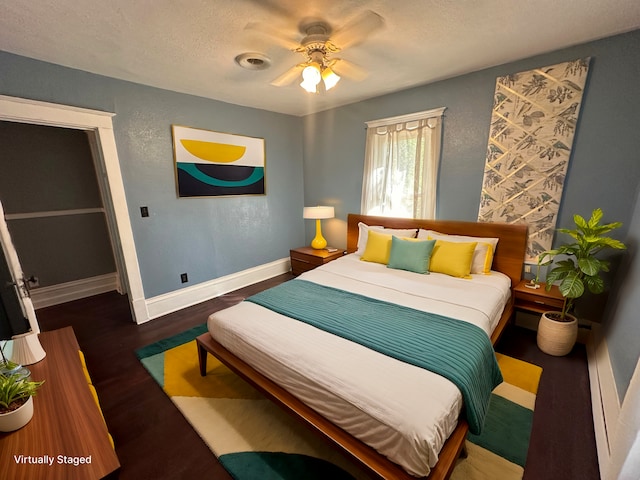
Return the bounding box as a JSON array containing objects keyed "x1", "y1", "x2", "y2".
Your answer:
[
  {"x1": 290, "y1": 246, "x2": 345, "y2": 276},
  {"x1": 513, "y1": 280, "x2": 565, "y2": 314}
]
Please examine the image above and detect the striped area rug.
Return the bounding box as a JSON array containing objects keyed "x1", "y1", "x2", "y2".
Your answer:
[{"x1": 136, "y1": 325, "x2": 541, "y2": 480}]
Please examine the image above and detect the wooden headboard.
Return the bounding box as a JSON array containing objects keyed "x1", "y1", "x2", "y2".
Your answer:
[{"x1": 347, "y1": 214, "x2": 528, "y2": 287}]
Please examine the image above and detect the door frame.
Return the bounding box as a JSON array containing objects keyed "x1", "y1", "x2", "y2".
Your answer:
[{"x1": 0, "y1": 95, "x2": 148, "y2": 323}]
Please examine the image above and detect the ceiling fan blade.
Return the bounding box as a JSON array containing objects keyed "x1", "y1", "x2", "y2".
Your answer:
[
  {"x1": 270, "y1": 64, "x2": 305, "y2": 87},
  {"x1": 330, "y1": 10, "x2": 384, "y2": 49},
  {"x1": 243, "y1": 0, "x2": 297, "y2": 21},
  {"x1": 330, "y1": 59, "x2": 368, "y2": 82},
  {"x1": 245, "y1": 22, "x2": 301, "y2": 50}
]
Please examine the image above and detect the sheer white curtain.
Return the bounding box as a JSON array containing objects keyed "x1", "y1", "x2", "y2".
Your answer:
[{"x1": 361, "y1": 110, "x2": 444, "y2": 219}]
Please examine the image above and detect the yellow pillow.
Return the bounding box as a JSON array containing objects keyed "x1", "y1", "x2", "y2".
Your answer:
[
  {"x1": 361, "y1": 230, "x2": 393, "y2": 264},
  {"x1": 475, "y1": 242, "x2": 495, "y2": 274},
  {"x1": 422, "y1": 230, "x2": 498, "y2": 274},
  {"x1": 429, "y1": 240, "x2": 477, "y2": 278}
]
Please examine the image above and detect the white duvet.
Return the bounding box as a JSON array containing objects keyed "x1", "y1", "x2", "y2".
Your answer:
[{"x1": 207, "y1": 254, "x2": 511, "y2": 477}]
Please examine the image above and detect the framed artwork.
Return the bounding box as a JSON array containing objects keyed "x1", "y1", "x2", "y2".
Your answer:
[{"x1": 172, "y1": 125, "x2": 265, "y2": 197}]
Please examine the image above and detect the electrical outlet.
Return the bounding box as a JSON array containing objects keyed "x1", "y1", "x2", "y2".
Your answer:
[
  {"x1": 140, "y1": 206, "x2": 149, "y2": 217},
  {"x1": 524, "y1": 265, "x2": 531, "y2": 273},
  {"x1": 180, "y1": 273, "x2": 188, "y2": 283}
]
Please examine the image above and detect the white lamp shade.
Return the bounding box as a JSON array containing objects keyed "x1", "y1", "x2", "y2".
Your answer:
[
  {"x1": 303, "y1": 206, "x2": 335, "y2": 219},
  {"x1": 10, "y1": 332, "x2": 46, "y2": 365}
]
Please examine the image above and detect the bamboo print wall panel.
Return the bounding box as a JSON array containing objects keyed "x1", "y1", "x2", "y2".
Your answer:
[{"x1": 478, "y1": 58, "x2": 590, "y2": 262}]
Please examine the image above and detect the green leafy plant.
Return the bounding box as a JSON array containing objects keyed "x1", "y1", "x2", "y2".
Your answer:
[
  {"x1": 537, "y1": 208, "x2": 626, "y2": 320},
  {"x1": 0, "y1": 341, "x2": 16, "y2": 370},
  {"x1": 0, "y1": 372, "x2": 44, "y2": 413},
  {"x1": 0, "y1": 342, "x2": 22, "y2": 377},
  {"x1": 0, "y1": 359, "x2": 19, "y2": 373}
]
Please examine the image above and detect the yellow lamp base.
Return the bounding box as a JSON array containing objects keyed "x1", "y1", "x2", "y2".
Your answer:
[{"x1": 310, "y1": 219, "x2": 328, "y2": 249}]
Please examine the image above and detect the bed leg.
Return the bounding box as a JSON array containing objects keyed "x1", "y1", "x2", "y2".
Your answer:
[
  {"x1": 460, "y1": 442, "x2": 468, "y2": 459},
  {"x1": 197, "y1": 341, "x2": 208, "y2": 376}
]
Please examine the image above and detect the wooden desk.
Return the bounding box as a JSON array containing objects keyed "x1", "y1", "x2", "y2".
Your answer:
[{"x1": 0, "y1": 327, "x2": 120, "y2": 480}]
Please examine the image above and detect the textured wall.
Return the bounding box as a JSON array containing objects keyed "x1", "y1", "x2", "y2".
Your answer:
[
  {"x1": 603, "y1": 185, "x2": 640, "y2": 400},
  {"x1": 303, "y1": 30, "x2": 640, "y2": 250},
  {"x1": 0, "y1": 52, "x2": 305, "y2": 298}
]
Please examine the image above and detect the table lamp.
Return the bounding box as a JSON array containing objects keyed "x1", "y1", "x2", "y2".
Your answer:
[
  {"x1": 303, "y1": 206, "x2": 335, "y2": 249},
  {"x1": 10, "y1": 332, "x2": 46, "y2": 365}
]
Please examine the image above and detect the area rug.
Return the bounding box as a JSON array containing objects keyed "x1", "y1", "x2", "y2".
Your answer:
[{"x1": 136, "y1": 325, "x2": 542, "y2": 480}]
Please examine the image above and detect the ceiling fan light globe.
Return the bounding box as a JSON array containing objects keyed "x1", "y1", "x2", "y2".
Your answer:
[
  {"x1": 302, "y1": 63, "x2": 321, "y2": 84},
  {"x1": 300, "y1": 78, "x2": 318, "y2": 93},
  {"x1": 322, "y1": 67, "x2": 341, "y2": 90}
]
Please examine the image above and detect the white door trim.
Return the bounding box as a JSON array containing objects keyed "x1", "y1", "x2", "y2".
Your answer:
[{"x1": 0, "y1": 95, "x2": 148, "y2": 323}]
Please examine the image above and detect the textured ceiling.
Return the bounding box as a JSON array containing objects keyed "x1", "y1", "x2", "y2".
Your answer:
[{"x1": 1, "y1": 0, "x2": 639, "y2": 116}]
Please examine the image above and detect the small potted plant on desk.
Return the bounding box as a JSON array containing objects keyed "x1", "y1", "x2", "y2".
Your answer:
[
  {"x1": 0, "y1": 345, "x2": 44, "y2": 432},
  {"x1": 535, "y1": 208, "x2": 626, "y2": 356}
]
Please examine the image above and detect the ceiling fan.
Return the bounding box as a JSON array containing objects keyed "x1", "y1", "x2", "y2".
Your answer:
[{"x1": 248, "y1": 10, "x2": 384, "y2": 93}]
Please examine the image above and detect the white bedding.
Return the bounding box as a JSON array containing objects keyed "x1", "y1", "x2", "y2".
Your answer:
[{"x1": 207, "y1": 254, "x2": 511, "y2": 477}]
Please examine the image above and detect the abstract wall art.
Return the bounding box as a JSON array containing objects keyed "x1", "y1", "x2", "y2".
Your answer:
[
  {"x1": 172, "y1": 125, "x2": 265, "y2": 197},
  {"x1": 477, "y1": 58, "x2": 590, "y2": 262}
]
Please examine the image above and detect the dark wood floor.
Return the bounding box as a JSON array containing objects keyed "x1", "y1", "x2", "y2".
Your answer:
[{"x1": 35, "y1": 274, "x2": 600, "y2": 480}]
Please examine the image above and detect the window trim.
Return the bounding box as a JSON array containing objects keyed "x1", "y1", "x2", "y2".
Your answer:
[{"x1": 365, "y1": 107, "x2": 446, "y2": 129}]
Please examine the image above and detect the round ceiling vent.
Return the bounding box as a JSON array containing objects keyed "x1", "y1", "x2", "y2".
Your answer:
[{"x1": 235, "y1": 52, "x2": 272, "y2": 70}]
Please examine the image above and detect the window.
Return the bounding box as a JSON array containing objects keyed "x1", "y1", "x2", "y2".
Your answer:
[{"x1": 361, "y1": 108, "x2": 445, "y2": 219}]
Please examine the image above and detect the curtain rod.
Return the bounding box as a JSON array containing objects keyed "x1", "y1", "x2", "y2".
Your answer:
[{"x1": 365, "y1": 107, "x2": 446, "y2": 128}]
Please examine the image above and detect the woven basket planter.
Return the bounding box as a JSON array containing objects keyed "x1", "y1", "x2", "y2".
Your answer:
[{"x1": 537, "y1": 312, "x2": 578, "y2": 356}]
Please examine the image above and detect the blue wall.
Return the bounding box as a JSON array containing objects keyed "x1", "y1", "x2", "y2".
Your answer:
[
  {"x1": 0, "y1": 51, "x2": 305, "y2": 298},
  {"x1": 603, "y1": 185, "x2": 640, "y2": 400},
  {"x1": 303, "y1": 30, "x2": 640, "y2": 250},
  {"x1": 302, "y1": 30, "x2": 640, "y2": 400}
]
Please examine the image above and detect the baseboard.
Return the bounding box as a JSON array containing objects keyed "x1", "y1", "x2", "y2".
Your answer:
[
  {"x1": 31, "y1": 273, "x2": 119, "y2": 309},
  {"x1": 143, "y1": 257, "x2": 291, "y2": 324},
  {"x1": 587, "y1": 323, "x2": 621, "y2": 480}
]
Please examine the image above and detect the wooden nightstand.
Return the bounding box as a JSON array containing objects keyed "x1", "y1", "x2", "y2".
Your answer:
[
  {"x1": 513, "y1": 280, "x2": 565, "y2": 314},
  {"x1": 290, "y1": 246, "x2": 346, "y2": 276}
]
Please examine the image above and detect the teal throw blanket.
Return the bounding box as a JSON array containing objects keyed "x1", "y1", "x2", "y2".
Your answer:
[{"x1": 247, "y1": 279, "x2": 502, "y2": 435}]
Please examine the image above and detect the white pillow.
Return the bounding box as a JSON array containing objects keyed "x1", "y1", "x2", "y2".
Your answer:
[
  {"x1": 356, "y1": 222, "x2": 417, "y2": 255},
  {"x1": 417, "y1": 229, "x2": 499, "y2": 274}
]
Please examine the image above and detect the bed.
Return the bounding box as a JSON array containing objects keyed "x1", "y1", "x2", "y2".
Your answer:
[{"x1": 197, "y1": 213, "x2": 528, "y2": 479}]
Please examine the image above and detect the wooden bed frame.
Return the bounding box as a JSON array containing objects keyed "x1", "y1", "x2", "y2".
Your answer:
[{"x1": 197, "y1": 214, "x2": 528, "y2": 480}]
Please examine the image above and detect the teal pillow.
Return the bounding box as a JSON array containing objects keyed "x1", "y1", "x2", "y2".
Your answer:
[{"x1": 387, "y1": 237, "x2": 436, "y2": 274}]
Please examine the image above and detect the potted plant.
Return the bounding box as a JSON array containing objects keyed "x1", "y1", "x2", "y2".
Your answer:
[
  {"x1": 535, "y1": 208, "x2": 626, "y2": 356},
  {"x1": 0, "y1": 365, "x2": 44, "y2": 432}
]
